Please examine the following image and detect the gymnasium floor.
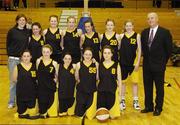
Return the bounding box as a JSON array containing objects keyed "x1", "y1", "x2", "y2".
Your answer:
[{"x1": 0, "y1": 65, "x2": 179, "y2": 125}]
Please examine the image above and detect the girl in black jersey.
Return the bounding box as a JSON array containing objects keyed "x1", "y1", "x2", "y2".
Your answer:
[
  {"x1": 36, "y1": 44, "x2": 58, "y2": 118},
  {"x1": 75, "y1": 48, "x2": 99, "y2": 119},
  {"x1": 28, "y1": 22, "x2": 45, "y2": 64},
  {"x1": 62, "y1": 16, "x2": 82, "y2": 63},
  {"x1": 43, "y1": 15, "x2": 62, "y2": 63},
  {"x1": 100, "y1": 19, "x2": 120, "y2": 62},
  {"x1": 97, "y1": 45, "x2": 121, "y2": 118},
  {"x1": 13, "y1": 50, "x2": 37, "y2": 119},
  {"x1": 80, "y1": 20, "x2": 101, "y2": 62},
  {"x1": 58, "y1": 53, "x2": 76, "y2": 116},
  {"x1": 119, "y1": 20, "x2": 141, "y2": 110}
]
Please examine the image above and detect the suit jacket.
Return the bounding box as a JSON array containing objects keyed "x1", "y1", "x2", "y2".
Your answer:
[{"x1": 141, "y1": 26, "x2": 172, "y2": 72}]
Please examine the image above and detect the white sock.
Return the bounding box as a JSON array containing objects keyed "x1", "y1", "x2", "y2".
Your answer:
[{"x1": 121, "y1": 96, "x2": 125, "y2": 101}]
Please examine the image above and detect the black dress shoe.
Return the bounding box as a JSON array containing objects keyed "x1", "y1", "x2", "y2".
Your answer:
[
  {"x1": 141, "y1": 108, "x2": 154, "y2": 113},
  {"x1": 153, "y1": 109, "x2": 161, "y2": 116}
]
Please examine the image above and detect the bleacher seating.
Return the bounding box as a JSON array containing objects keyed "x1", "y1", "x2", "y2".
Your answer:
[{"x1": 0, "y1": 8, "x2": 179, "y2": 65}]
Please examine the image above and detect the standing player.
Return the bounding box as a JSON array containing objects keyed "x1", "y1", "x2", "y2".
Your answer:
[
  {"x1": 28, "y1": 22, "x2": 45, "y2": 64},
  {"x1": 75, "y1": 48, "x2": 99, "y2": 119},
  {"x1": 12, "y1": 50, "x2": 37, "y2": 119},
  {"x1": 43, "y1": 15, "x2": 62, "y2": 63},
  {"x1": 100, "y1": 19, "x2": 120, "y2": 62},
  {"x1": 97, "y1": 45, "x2": 121, "y2": 118},
  {"x1": 119, "y1": 20, "x2": 141, "y2": 110},
  {"x1": 36, "y1": 44, "x2": 58, "y2": 118},
  {"x1": 62, "y1": 16, "x2": 82, "y2": 63},
  {"x1": 6, "y1": 14, "x2": 30, "y2": 109},
  {"x1": 58, "y1": 53, "x2": 76, "y2": 116},
  {"x1": 80, "y1": 20, "x2": 100, "y2": 62}
]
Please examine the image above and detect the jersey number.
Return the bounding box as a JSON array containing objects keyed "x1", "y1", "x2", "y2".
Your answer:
[
  {"x1": 50, "y1": 67, "x2": 54, "y2": 73},
  {"x1": 130, "y1": 38, "x2": 136, "y2": 44},
  {"x1": 56, "y1": 34, "x2": 60, "y2": 39},
  {"x1": 110, "y1": 40, "x2": 117, "y2": 46},
  {"x1": 31, "y1": 71, "x2": 36, "y2": 77},
  {"x1": 111, "y1": 68, "x2": 116, "y2": 74},
  {"x1": 93, "y1": 38, "x2": 99, "y2": 43},
  {"x1": 89, "y1": 67, "x2": 96, "y2": 74},
  {"x1": 73, "y1": 32, "x2": 79, "y2": 37}
]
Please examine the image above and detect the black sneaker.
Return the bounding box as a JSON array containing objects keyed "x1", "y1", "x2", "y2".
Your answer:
[{"x1": 18, "y1": 114, "x2": 30, "y2": 119}]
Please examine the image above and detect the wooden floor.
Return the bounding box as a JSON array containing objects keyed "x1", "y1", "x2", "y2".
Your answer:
[{"x1": 0, "y1": 66, "x2": 179, "y2": 125}]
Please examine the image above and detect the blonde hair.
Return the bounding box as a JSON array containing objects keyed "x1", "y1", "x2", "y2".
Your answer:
[
  {"x1": 42, "y1": 44, "x2": 53, "y2": 52},
  {"x1": 67, "y1": 16, "x2": 76, "y2": 23}
]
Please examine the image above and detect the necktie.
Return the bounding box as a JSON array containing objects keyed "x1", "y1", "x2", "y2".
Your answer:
[{"x1": 148, "y1": 29, "x2": 154, "y2": 48}]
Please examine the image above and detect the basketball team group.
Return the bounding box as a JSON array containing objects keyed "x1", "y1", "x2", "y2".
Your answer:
[{"x1": 6, "y1": 11, "x2": 172, "y2": 119}]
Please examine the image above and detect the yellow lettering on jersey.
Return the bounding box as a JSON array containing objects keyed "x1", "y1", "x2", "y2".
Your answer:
[
  {"x1": 40, "y1": 40, "x2": 44, "y2": 46},
  {"x1": 93, "y1": 38, "x2": 99, "y2": 43},
  {"x1": 110, "y1": 40, "x2": 117, "y2": 46},
  {"x1": 89, "y1": 67, "x2": 96, "y2": 74},
  {"x1": 70, "y1": 68, "x2": 75, "y2": 74},
  {"x1": 56, "y1": 34, "x2": 60, "y2": 39},
  {"x1": 50, "y1": 67, "x2": 54, "y2": 73},
  {"x1": 111, "y1": 68, "x2": 116, "y2": 74},
  {"x1": 130, "y1": 38, "x2": 136, "y2": 44},
  {"x1": 73, "y1": 32, "x2": 79, "y2": 37},
  {"x1": 31, "y1": 71, "x2": 36, "y2": 77}
]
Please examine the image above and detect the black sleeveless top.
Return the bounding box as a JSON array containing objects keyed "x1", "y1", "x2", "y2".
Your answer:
[
  {"x1": 45, "y1": 28, "x2": 62, "y2": 55},
  {"x1": 77, "y1": 62, "x2": 97, "y2": 93},
  {"x1": 82, "y1": 32, "x2": 100, "y2": 62},
  {"x1": 37, "y1": 59, "x2": 56, "y2": 93},
  {"x1": 101, "y1": 33, "x2": 119, "y2": 61},
  {"x1": 98, "y1": 62, "x2": 118, "y2": 93},
  {"x1": 58, "y1": 64, "x2": 76, "y2": 98},
  {"x1": 119, "y1": 32, "x2": 138, "y2": 66},
  {"x1": 28, "y1": 35, "x2": 45, "y2": 63},
  {"x1": 63, "y1": 28, "x2": 81, "y2": 55},
  {"x1": 16, "y1": 63, "x2": 37, "y2": 101}
]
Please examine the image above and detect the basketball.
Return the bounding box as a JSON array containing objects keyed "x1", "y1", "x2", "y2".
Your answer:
[{"x1": 96, "y1": 108, "x2": 110, "y2": 122}]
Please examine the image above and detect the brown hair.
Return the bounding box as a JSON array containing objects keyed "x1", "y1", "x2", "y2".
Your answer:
[
  {"x1": 105, "y1": 19, "x2": 115, "y2": 25},
  {"x1": 123, "y1": 19, "x2": 134, "y2": 32},
  {"x1": 32, "y1": 22, "x2": 42, "y2": 34},
  {"x1": 15, "y1": 14, "x2": 27, "y2": 27},
  {"x1": 20, "y1": 49, "x2": 31, "y2": 57},
  {"x1": 102, "y1": 45, "x2": 114, "y2": 54},
  {"x1": 49, "y1": 15, "x2": 59, "y2": 22}
]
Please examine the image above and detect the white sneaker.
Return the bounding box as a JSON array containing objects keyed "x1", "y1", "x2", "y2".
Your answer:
[
  {"x1": 8, "y1": 104, "x2": 15, "y2": 109},
  {"x1": 120, "y1": 99, "x2": 126, "y2": 110},
  {"x1": 133, "y1": 100, "x2": 140, "y2": 110}
]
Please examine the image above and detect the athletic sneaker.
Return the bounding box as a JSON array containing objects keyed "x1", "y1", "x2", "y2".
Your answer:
[
  {"x1": 133, "y1": 100, "x2": 140, "y2": 110},
  {"x1": 120, "y1": 99, "x2": 126, "y2": 110}
]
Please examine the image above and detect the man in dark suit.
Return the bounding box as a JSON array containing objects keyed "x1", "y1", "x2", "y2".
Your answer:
[{"x1": 141, "y1": 12, "x2": 172, "y2": 116}]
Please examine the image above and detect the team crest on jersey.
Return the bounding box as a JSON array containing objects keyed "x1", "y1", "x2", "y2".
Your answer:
[
  {"x1": 130, "y1": 38, "x2": 136, "y2": 44},
  {"x1": 111, "y1": 68, "x2": 116, "y2": 74},
  {"x1": 110, "y1": 40, "x2": 117, "y2": 46},
  {"x1": 31, "y1": 71, "x2": 36, "y2": 77},
  {"x1": 56, "y1": 34, "x2": 60, "y2": 39},
  {"x1": 93, "y1": 38, "x2": 99, "y2": 43},
  {"x1": 89, "y1": 67, "x2": 96, "y2": 74},
  {"x1": 70, "y1": 68, "x2": 75, "y2": 74}
]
